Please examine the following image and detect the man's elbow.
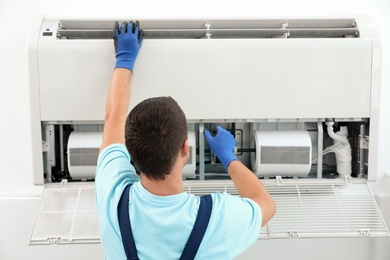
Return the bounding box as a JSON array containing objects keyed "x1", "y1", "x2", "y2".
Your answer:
[
  {"x1": 260, "y1": 197, "x2": 276, "y2": 227},
  {"x1": 268, "y1": 197, "x2": 276, "y2": 218}
]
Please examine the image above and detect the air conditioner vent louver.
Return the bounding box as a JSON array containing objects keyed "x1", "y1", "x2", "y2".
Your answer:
[
  {"x1": 30, "y1": 179, "x2": 388, "y2": 244},
  {"x1": 182, "y1": 179, "x2": 389, "y2": 239},
  {"x1": 56, "y1": 19, "x2": 359, "y2": 39}
]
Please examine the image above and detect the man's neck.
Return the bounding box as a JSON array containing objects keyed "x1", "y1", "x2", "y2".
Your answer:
[{"x1": 141, "y1": 169, "x2": 184, "y2": 196}]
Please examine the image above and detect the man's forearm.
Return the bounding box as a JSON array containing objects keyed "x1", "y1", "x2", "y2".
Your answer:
[
  {"x1": 105, "y1": 68, "x2": 132, "y2": 122},
  {"x1": 228, "y1": 161, "x2": 264, "y2": 199},
  {"x1": 100, "y1": 68, "x2": 132, "y2": 151},
  {"x1": 228, "y1": 160, "x2": 276, "y2": 226}
]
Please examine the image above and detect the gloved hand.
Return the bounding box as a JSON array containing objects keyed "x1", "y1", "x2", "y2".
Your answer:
[
  {"x1": 204, "y1": 126, "x2": 238, "y2": 170},
  {"x1": 114, "y1": 20, "x2": 144, "y2": 72}
]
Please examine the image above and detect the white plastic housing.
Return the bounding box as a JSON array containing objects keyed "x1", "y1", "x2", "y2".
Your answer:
[
  {"x1": 37, "y1": 39, "x2": 372, "y2": 121},
  {"x1": 28, "y1": 17, "x2": 382, "y2": 184}
]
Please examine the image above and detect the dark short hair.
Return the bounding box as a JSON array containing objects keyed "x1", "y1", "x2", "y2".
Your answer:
[{"x1": 125, "y1": 97, "x2": 188, "y2": 180}]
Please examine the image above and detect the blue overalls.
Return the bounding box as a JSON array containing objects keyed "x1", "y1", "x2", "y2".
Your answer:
[{"x1": 118, "y1": 184, "x2": 213, "y2": 260}]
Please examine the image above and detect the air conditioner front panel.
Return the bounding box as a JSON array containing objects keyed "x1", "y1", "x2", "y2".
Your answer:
[
  {"x1": 38, "y1": 38, "x2": 372, "y2": 121},
  {"x1": 38, "y1": 40, "x2": 113, "y2": 121}
]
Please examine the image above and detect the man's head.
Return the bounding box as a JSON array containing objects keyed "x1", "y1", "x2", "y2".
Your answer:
[{"x1": 125, "y1": 97, "x2": 188, "y2": 180}]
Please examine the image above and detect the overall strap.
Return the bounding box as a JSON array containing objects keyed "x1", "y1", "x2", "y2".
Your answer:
[
  {"x1": 118, "y1": 184, "x2": 139, "y2": 260},
  {"x1": 118, "y1": 185, "x2": 213, "y2": 260},
  {"x1": 180, "y1": 194, "x2": 213, "y2": 260}
]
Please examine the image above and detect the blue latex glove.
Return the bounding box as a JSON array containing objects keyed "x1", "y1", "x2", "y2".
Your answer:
[
  {"x1": 114, "y1": 20, "x2": 144, "y2": 71},
  {"x1": 204, "y1": 126, "x2": 238, "y2": 170}
]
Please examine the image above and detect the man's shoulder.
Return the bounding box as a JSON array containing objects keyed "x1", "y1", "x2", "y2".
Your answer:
[
  {"x1": 97, "y1": 143, "x2": 133, "y2": 172},
  {"x1": 95, "y1": 143, "x2": 139, "y2": 193},
  {"x1": 210, "y1": 192, "x2": 261, "y2": 215},
  {"x1": 98, "y1": 143, "x2": 129, "y2": 161}
]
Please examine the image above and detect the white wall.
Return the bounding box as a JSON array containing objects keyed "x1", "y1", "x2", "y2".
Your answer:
[
  {"x1": 373, "y1": 0, "x2": 390, "y2": 180},
  {"x1": 0, "y1": 0, "x2": 46, "y2": 197}
]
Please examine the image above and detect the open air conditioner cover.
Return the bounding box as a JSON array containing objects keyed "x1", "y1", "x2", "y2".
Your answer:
[{"x1": 31, "y1": 18, "x2": 373, "y2": 122}]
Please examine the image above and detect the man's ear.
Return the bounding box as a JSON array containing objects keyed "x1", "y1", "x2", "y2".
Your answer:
[{"x1": 181, "y1": 138, "x2": 189, "y2": 159}]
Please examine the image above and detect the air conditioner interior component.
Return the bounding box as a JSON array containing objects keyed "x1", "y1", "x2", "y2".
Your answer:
[
  {"x1": 29, "y1": 178, "x2": 389, "y2": 245},
  {"x1": 326, "y1": 123, "x2": 353, "y2": 177},
  {"x1": 67, "y1": 131, "x2": 102, "y2": 180},
  {"x1": 41, "y1": 121, "x2": 369, "y2": 183},
  {"x1": 66, "y1": 131, "x2": 196, "y2": 180},
  {"x1": 251, "y1": 130, "x2": 312, "y2": 177}
]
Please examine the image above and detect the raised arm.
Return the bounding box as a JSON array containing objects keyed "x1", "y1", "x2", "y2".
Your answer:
[
  {"x1": 205, "y1": 126, "x2": 276, "y2": 226},
  {"x1": 227, "y1": 160, "x2": 276, "y2": 226},
  {"x1": 100, "y1": 21, "x2": 144, "y2": 153}
]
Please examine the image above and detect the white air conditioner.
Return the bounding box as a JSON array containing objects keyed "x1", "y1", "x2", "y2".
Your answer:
[{"x1": 28, "y1": 16, "x2": 388, "y2": 245}]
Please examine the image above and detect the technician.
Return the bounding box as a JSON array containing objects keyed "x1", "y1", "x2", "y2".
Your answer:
[{"x1": 95, "y1": 20, "x2": 276, "y2": 260}]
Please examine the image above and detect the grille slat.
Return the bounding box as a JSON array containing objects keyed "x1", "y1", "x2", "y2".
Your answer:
[
  {"x1": 30, "y1": 178, "x2": 389, "y2": 244},
  {"x1": 55, "y1": 19, "x2": 359, "y2": 39}
]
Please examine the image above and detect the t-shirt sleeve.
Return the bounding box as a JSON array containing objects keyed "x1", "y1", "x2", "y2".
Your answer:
[
  {"x1": 94, "y1": 144, "x2": 140, "y2": 259},
  {"x1": 95, "y1": 143, "x2": 140, "y2": 200},
  {"x1": 223, "y1": 194, "x2": 262, "y2": 258}
]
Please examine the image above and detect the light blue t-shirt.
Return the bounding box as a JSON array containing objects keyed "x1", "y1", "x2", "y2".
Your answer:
[{"x1": 95, "y1": 144, "x2": 262, "y2": 260}]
